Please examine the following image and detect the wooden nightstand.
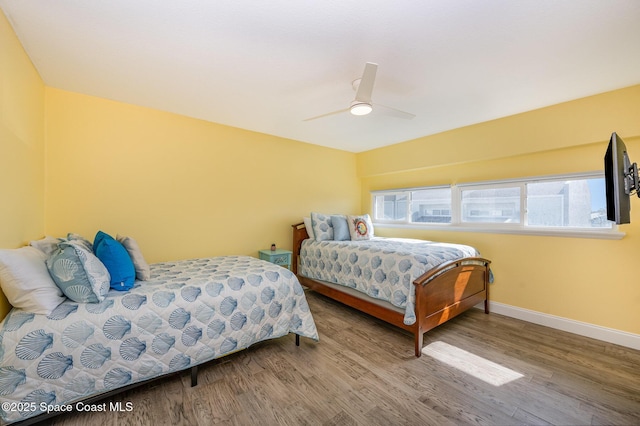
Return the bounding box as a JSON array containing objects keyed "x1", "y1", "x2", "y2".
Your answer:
[{"x1": 258, "y1": 249, "x2": 293, "y2": 270}]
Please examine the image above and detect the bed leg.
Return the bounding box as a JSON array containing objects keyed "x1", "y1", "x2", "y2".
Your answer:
[
  {"x1": 414, "y1": 331, "x2": 423, "y2": 357},
  {"x1": 484, "y1": 266, "x2": 490, "y2": 314},
  {"x1": 191, "y1": 366, "x2": 198, "y2": 387},
  {"x1": 295, "y1": 334, "x2": 300, "y2": 346}
]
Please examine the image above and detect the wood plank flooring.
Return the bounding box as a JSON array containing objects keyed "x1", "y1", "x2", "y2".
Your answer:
[{"x1": 47, "y1": 290, "x2": 640, "y2": 426}]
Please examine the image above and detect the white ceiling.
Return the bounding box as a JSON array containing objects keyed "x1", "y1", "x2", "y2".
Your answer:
[{"x1": 2, "y1": 1, "x2": 640, "y2": 153}]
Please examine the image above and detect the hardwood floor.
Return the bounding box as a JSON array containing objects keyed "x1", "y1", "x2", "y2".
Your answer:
[{"x1": 48, "y1": 290, "x2": 640, "y2": 426}]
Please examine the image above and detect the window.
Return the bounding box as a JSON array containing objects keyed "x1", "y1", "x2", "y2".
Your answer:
[
  {"x1": 411, "y1": 188, "x2": 452, "y2": 223},
  {"x1": 526, "y1": 178, "x2": 609, "y2": 228},
  {"x1": 373, "y1": 187, "x2": 451, "y2": 224},
  {"x1": 371, "y1": 172, "x2": 618, "y2": 238},
  {"x1": 374, "y1": 193, "x2": 407, "y2": 221},
  {"x1": 461, "y1": 186, "x2": 521, "y2": 224}
]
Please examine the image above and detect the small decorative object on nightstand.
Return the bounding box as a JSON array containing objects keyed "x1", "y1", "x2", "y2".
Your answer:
[{"x1": 259, "y1": 248, "x2": 292, "y2": 270}]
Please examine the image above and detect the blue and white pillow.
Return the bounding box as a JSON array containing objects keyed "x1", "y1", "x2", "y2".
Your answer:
[
  {"x1": 311, "y1": 212, "x2": 334, "y2": 241},
  {"x1": 29, "y1": 236, "x2": 64, "y2": 258},
  {"x1": 47, "y1": 241, "x2": 111, "y2": 303},
  {"x1": 66, "y1": 233, "x2": 93, "y2": 252}
]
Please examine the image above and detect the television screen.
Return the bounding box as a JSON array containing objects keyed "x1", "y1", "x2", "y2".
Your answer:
[{"x1": 604, "y1": 132, "x2": 636, "y2": 224}]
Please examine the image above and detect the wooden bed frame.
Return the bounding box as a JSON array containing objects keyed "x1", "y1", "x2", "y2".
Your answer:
[{"x1": 292, "y1": 222, "x2": 491, "y2": 357}]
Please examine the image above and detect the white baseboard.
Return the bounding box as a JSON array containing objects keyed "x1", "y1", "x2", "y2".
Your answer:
[{"x1": 476, "y1": 301, "x2": 640, "y2": 351}]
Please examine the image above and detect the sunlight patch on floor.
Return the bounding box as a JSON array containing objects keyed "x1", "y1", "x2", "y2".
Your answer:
[{"x1": 423, "y1": 341, "x2": 524, "y2": 386}]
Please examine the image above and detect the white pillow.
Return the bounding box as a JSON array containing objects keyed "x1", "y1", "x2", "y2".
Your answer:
[
  {"x1": 116, "y1": 234, "x2": 151, "y2": 281},
  {"x1": 303, "y1": 217, "x2": 315, "y2": 240},
  {"x1": 347, "y1": 214, "x2": 375, "y2": 241},
  {"x1": 0, "y1": 246, "x2": 66, "y2": 314}
]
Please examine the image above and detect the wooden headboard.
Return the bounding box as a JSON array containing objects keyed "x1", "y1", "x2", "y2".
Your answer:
[
  {"x1": 291, "y1": 222, "x2": 309, "y2": 275},
  {"x1": 0, "y1": 296, "x2": 10, "y2": 322}
]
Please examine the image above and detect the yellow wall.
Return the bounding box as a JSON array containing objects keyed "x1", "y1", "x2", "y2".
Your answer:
[
  {"x1": 358, "y1": 85, "x2": 640, "y2": 335},
  {"x1": 44, "y1": 88, "x2": 360, "y2": 263},
  {"x1": 0, "y1": 10, "x2": 46, "y2": 317},
  {"x1": 3, "y1": 3, "x2": 640, "y2": 339}
]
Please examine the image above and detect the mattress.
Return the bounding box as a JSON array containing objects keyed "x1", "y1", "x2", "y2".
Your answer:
[
  {"x1": 299, "y1": 237, "x2": 480, "y2": 325},
  {"x1": 0, "y1": 256, "x2": 318, "y2": 424}
]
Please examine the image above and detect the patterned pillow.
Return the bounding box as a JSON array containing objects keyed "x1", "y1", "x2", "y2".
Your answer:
[
  {"x1": 29, "y1": 236, "x2": 63, "y2": 257},
  {"x1": 47, "y1": 241, "x2": 111, "y2": 303},
  {"x1": 331, "y1": 215, "x2": 351, "y2": 241},
  {"x1": 347, "y1": 214, "x2": 375, "y2": 240},
  {"x1": 311, "y1": 212, "x2": 334, "y2": 241},
  {"x1": 66, "y1": 233, "x2": 94, "y2": 252}
]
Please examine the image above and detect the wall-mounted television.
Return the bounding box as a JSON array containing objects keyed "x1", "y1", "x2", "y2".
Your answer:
[{"x1": 604, "y1": 132, "x2": 639, "y2": 224}]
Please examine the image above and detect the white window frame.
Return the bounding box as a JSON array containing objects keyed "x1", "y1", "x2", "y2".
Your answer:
[{"x1": 371, "y1": 171, "x2": 624, "y2": 240}]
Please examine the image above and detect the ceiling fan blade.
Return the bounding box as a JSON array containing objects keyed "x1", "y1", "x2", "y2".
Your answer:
[
  {"x1": 303, "y1": 107, "x2": 350, "y2": 121},
  {"x1": 374, "y1": 103, "x2": 416, "y2": 120},
  {"x1": 354, "y1": 62, "x2": 377, "y2": 103}
]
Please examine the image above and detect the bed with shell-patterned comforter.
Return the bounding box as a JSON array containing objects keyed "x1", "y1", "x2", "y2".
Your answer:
[
  {"x1": 299, "y1": 237, "x2": 481, "y2": 325},
  {"x1": 0, "y1": 256, "x2": 318, "y2": 424}
]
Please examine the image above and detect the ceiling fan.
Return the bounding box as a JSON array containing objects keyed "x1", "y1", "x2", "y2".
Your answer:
[{"x1": 303, "y1": 62, "x2": 416, "y2": 121}]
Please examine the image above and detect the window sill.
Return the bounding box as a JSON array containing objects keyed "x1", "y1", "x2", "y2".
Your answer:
[{"x1": 373, "y1": 222, "x2": 625, "y2": 240}]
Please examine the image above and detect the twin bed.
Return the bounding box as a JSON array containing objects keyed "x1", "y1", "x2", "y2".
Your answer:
[
  {"x1": 0, "y1": 255, "x2": 318, "y2": 425},
  {"x1": 292, "y1": 221, "x2": 491, "y2": 357}
]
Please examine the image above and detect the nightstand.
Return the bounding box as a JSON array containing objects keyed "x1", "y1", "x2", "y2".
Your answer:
[{"x1": 258, "y1": 249, "x2": 292, "y2": 270}]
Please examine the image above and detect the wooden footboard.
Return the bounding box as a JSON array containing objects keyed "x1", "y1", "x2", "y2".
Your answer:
[
  {"x1": 412, "y1": 257, "x2": 490, "y2": 356},
  {"x1": 292, "y1": 222, "x2": 491, "y2": 357}
]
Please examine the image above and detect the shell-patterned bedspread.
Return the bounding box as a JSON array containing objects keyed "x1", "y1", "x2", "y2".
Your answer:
[
  {"x1": 0, "y1": 256, "x2": 318, "y2": 424},
  {"x1": 299, "y1": 237, "x2": 479, "y2": 326}
]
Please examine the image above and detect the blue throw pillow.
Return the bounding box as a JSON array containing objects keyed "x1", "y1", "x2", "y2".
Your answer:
[
  {"x1": 331, "y1": 215, "x2": 351, "y2": 241},
  {"x1": 94, "y1": 231, "x2": 136, "y2": 291}
]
